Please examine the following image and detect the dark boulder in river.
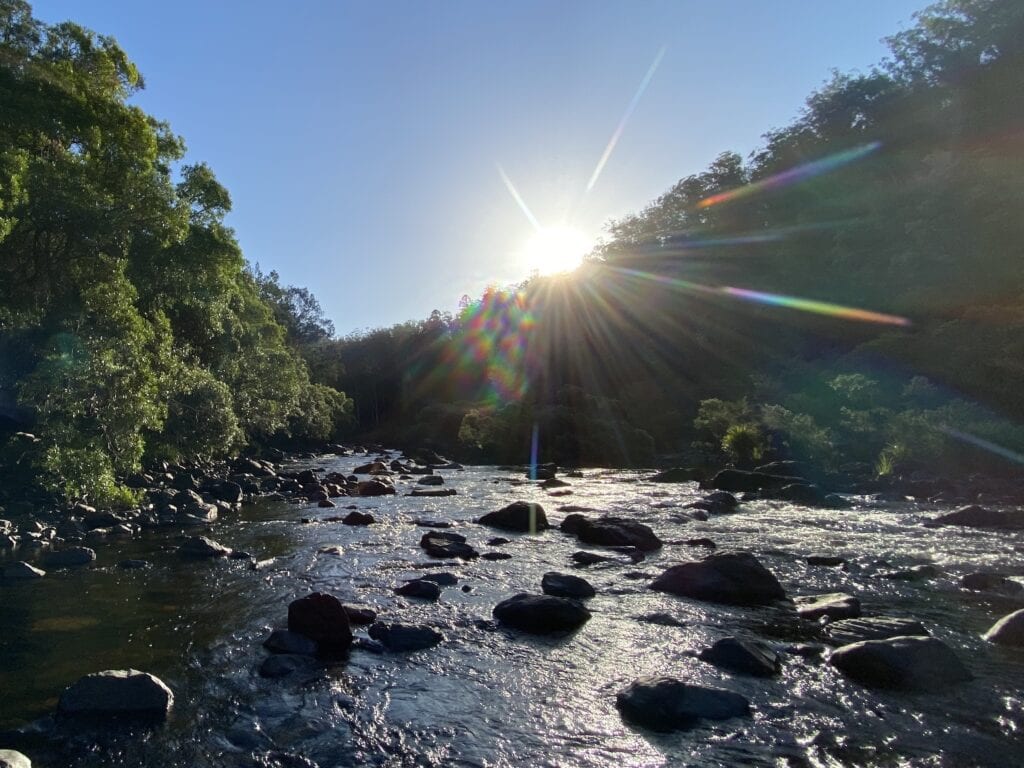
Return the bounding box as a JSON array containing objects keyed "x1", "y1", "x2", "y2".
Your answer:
[
  {"x1": 58, "y1": 669, "x2": 174, "y2": 721},
  {"x1": 829, "y1": 635, "x2": 971, "y2": 690},
  {"x1": 368, "y1": 622, "x2": 443, "y2": 652},
  {"x1": 477, "y1": 501, "x2": 550, "y2": 533},
  {"x1": 561, "y1": 514, "x2": 662, "y2": 551},
  {"x1": 649, "y1": 551, "x2": 786, "y2": 605},
  {"x1": 541, "y1": 571, "x2": 596, "y2": 599},
  {"x1": 419, "y1": 531, "x2": 479, "y2": 560},
  {"x1": 927, "y1": 505, "x2": 1024, "y2": 530},
  {"x1": 709, "y1": 468, "x2": 809, "y2": 492},
  {"x1": 178, "y1": 536, "x2": 231, "y2": 559},
  {"x1": 698, "y1": 637, "x2": 781, "y2": 677},
  {"x1": 42, "y1": 546, "x2": 96, "y2": 568},
  {"x1": 616, "y1": 676, "x2": 750, "y2": 731},
  {"x1": 649, "y1": 467, "x2": 701, "y2": 483},
  {"x1": 983, "y1": 608, "x2": 1024, "y2": 646},
  {"x1": 287, "y1": 592, "x2": 353, "y2": 655},
  {"x1": 493, "y1": 593, "x2": 591, "y2": 633}
]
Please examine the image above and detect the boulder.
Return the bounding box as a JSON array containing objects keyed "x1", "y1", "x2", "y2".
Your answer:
[
  {"x1": 615, "y1": 676, "x2": 750, "y2": 731},
  {"x1": 698, "y1": 637, "x2": 781, "y2": 677},
  {"x1": 357, "y1": 479, "x2": 396, "y2": 496},
  {"x1": 963, "y1": 573, "x2": 1023, "y2": 594},
  {"x1": 0, "y1": 750, "x2": 31, "y2": 768},
  {"x1": 703, "y1": 491, "x2": 738, "y2": 508},
  {"x1": 477, "y1": 501, "x2": 550, "y2": 533},
  {"x1": 795, "y1": 593, "x2": 861, "y2": 621},
  {"x1": 492, "y1": 593, "x2": 591, "y2": 633},
  {"x1": 419, "y1": 531, "x2": 479, "y2": 560},
  {"x1": 760, "y1": 483, "x2": 848, "y2": 508},
  {"x1": 983, "y1": 608, "x2": 1024, "y2": 646},
  {"x1": 541, "y1": 571, "x2": 596, "y2": 599},
  {"x1": 287, "y1": 592, "x2": 353, "y2": 654},
  {"x1": 259, "y1": 654, "x2": 319, "y2": 679},
  {"x1": 178, "y1": 536, "x2": 231, "y2": 559},
  {"x1": 3, "y1": 561, "x2": 45, "y2": 580},
  {"x1": 394, "y1": 579, "x2": 442, "y2": 601},
  {"x1": 561, "y1": 514, "x2": 662, "y2": 551},
  {"x1": 879, "y1": 564, "x2": 939, "y2": 581},
  {"x1": 649, "y1": 467, "x2": 700, "y2": 483},
  {"x1": 649, "y1": 551, "x2": 786, "y2": 605},
  {"x1": 482, "y1": 551, "x2": 512, "y2": 560},
  {"x1": 806, "y1": 554, "x2": 845, "y2": 567},
  {"x1": 709, "y1": 469, "x2": 809, "y2": 493},
  {"x1": 419, "y1": 572, "x2": 458, "y2": 586},
  {"x1": 263, "y1": 629, "x2": 318, "y2": 656},
  {"x1": 928, "y1": 505, "x2": 1024, "y2": 530},
  {"x1": 825, "y1": 616, "x2": 928, "y2": 645},
  {"x1": 58, "y1": 669, "x2": 173, "y2": 720},
  {"x1": 42, "y1": 547, "x2": 96, "y2": 568},
  {"x1": 571, "y1": 551, "x2": 616, "y2": 566},
  {"x1": 209, "y1": 480, "x2": 243, "y2": 504},
  {"x1": 409, "y1": 488, "x2": 457, "y2": 497},
  {"x1": 829, "y1": 635, "x2": 971, "y2": 690},
  {"x1": 342, "y1": 511, "x2": 375, "y2": 526},
  {"x1": 353, "y1": 461, "x2": 388, "y2": 475},
  {"x1": 685, "y1": 538, "x2": 717, "y2": 549},
  {"x1": 417, "y1": 475, "x2": 445, "y2": 486},
  {"x1": 368, "y1": 622, "x2": 443, "y2": 652}
]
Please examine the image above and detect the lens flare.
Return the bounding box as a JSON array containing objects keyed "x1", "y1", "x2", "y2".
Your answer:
[{"x1": 698, "y1": 141, "x2": 882, "y2": 209}]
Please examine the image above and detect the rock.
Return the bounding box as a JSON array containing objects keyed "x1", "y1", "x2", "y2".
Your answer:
[
  {"x1": 357, "y1": 479, "x2": 395, "y2": 496},
  {"x1": 117, "y1": 559, "x2": 150, "y2": 570},
  {"x1": 795, "y1": 593, "x2": 861, "y2": 621},
  {"x1": 928, "y1": 505, "x2": 1024, "y2": 530},
  {"x1": 58, "y1": 669, "x2": 173, "y2": 720},
  {"x1": 709, "y1": 469, "x2": 809, "y2": 493},
  {"x1": 492, "y1": 593, "x2": 591, "y2": 633},
  {"x1": 636, "y1": 612, "x2": 686, "y2": 627},
  {"x1": 571, "y1": 551, "x2": 616, "y2": 566},
  {"x1": 417, "y1": 475, "x2": 445, "y2": 486},
  {"x1": 178, "y1": 536, "x2": 231, "y2": 558},
  {"x1": 649, "y1": 467, "x2": 700, "y2": 483},
  {"x1": 42, "y1": 547, "x2": 96, "y2": 568},
  {"x1": 0, "y1": 750, "x2": 31, "y2": 768},
  {"x1": 414, "y1": 518, "x2": 451, "y2": 528},
  {"x1": 829, "y1": 635, "x2": 971, "y2": 690},
  {"x1": 287, "y1": 592, "x2": 353, "y2": 654},
  {"x1": 879, "y1": 564, "x2": 939, "y2": 581},
  {"x1": 419, "y1": 532, "x2": 479, "y2": 560},
  {"x1": 962, "y1": 573, "x2": 1022, "y2": 594},
  {"x1": 541, "y1": 571, "x2": 596, "y2": 599},
  {"x1": 409, "y1": 488, "x2": 457, "y2": 497},
  {"x1": 368, "y1": 622, "x2": 443, "y2": 652},
  {"x1": 259, "y1": 654, "x2": 319, "y2": 679},
  {"x1": 419, "y1": 572, "x2": 458, "y2": 586},
  {"x1": 394, "y1": 579, "x2": 442, "y2": 601},
  {"x1": 342, "y1": 605, "x2": 377, "y2": 625},
  {"x1": 615, "y1": 676, "x2": 750, "y2": 731},
  {"x1": 481, "y1": 551, "x2": 512, "y2": 560},
  {"x1": 806, "y1": 554, "x2": 845, "y2": 567},
  {"x1": 983, "y1": 608, "x2": 1024, "y2": 646},
  {"x1": 825, "y1": 616, "x2": 928, "y2": 645},
  {"x1": 263, "y1": 629, "x2": 318, "y2": 656},
  {"x1": 704, "y1": 491, "x2": 738, "y2": 507},
  {"x1": 649, "y1": 551, "x2": 786, "y2": 605},
  {"x1": 685, "y1": 537, "x2": 717, "y2": 549},
  {"x1": 698, "y1": 637, "x2": 781, "y2": 677},
  {"x1": 562, "y1": 514, "x2": 662, "y2": 551},
  {"x1": 3, "y1": 561, "x2": 45, "y2": 580},
  {"x1": 528, "y1": 462, "x2": 558, "y2": 480},
  {"x1": 477, "y1": 501, "x2": 550, "y2": 533},
  {"x1": 760, "y1": 483, "x2": 848, "y2": 508},
  {"x1": 353, "y1": 461, "x2": 388, "y2": 474},
  {"x1": 342, "y1": 511, "x2": 374, "y2": 526},
  {"x1": 317, "y1": 499, "x2": 336, "y2": 508},
  {"x1": 487, "y1": 537, "x2": 510, "y2": 546},
  {"x1": 210, "y1": 480, "x2": 243, "y2": 504}
]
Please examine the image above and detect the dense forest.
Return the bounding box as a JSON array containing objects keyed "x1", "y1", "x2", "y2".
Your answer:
[{"x1": 1, "y1": 0, "x2": 1023, "y2": 506}]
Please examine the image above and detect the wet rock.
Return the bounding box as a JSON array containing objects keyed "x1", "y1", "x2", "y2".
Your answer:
[
  {"x1": 983, "y1": 608, "x2": 1024, "y2": 646},
  {"x1": 58, "y1": 669, "x2": 174, "y2": 720},
  {"x1": 417, "y1": 475, "x2": 445, "y2": 486},
  {"x1": 209, "y1": 480, "x2": 243, "y2": 504},
  {"x1": 3, "y1": 561, "x2": 45, "y2": 580},
  {"x1": 342, "y1": 605, "x2": 377, "y2": 625},
  {"x1": 704, "y1": 491, "x2": 738, "y2": 507},
  {"x1": 287, "y1": 592, "x2": 353, "y2": 654},
  {"x1": 414, "y1": 519, "x2": 451, "y2": 529},
  {"x1": 795, "y1": 593, "x2": 861, "y2": 621},
  {"x1": 830, "y1": 635, "x2": 971, "y2": 690},
  {"x1": 0, "y1": 750, "x2": 31, "y2": 768},
  {"x1": 259, "y1": 654, "x2": 319, "y2": 679},
  {"x1": 529, "y1": 462, "x2": 558, "y2": 480},
  {"x1": 353, "y1": 461, "x2": 388, "y2": 475},
  {"x1": 825, "y1": 616, "x2": 928, "y2": 645},
  {"x1": 962, "y1": 573, "x2": 1022, "y2": 594},
  {"x1": 394, "y1": 579, "x2": 442, "y2": 601},
  {"x1": 419, "y1": 572, "x2": 458, "y2": 586},
  {"x1": 699, "y1": 637, "x2": 781, "y2": 677},
  {"x1": 785, "y1": 643, "x2": 826, "y2": 658},
  {"x1": 178, "y1": 536, "x2": 231, "y2": 558},
  {"x1": 928, "y1": 505, "x2": 1024, "y2": 530},
  {"x1": 709, "y1": 469, "x2": 808, "y2": 493},
  {"x1": 409, "y1": 488, "x2": 457, "y2": 497},
  {"x1": 571, "y1": 551, "x2": 616, "y2": 566},
  {"x1": 317, "y1": 499, "x2": 336, "y2": 508},
  {"x1": 368, "y1": 622, "x2": 443, "y2": 652},
  {"x1": 117, "y1": 559, "x2": 150, "y2": 569},
  {"x1": 263, "y1": 629, "x2": 318, "y2": 656},
  {"x1": 760, "y1": 483, "x2": 848, "y2": 508},
  {"x1": 879, "y1": 564, "x2": 939, "y2": 581},
  {"x1": 616, "y1": 676, "x2": 750, "y2": 731},
  {"x1": 477, "y1": 501, "x2": 550, "y2": 533},
  {"x1": 419, "y1": 531, "x2": 479, "y2": 560},
  {"x1": 649, "y1": 467, "x2": 700, "y2": 483},
  {"x1": 481, "y1": 551, "x2": 512, "y2": 560},
  {"x1": 357, "y1": 479, "x2": 395, "y2": 496},
  {"x1": 341, "y1": 511, "x2": 374, "y2": 526},
  {"x1": 636, "y1": 612, "x2": 686, "y2": 627},
  {"x1": 541, "y1": 571, "x2": 596, "y2": 599},
  {"x1": 806, "y1": 554, "x2": 845, "y2": 567},
  {"x1": 493, "y1": 593, "x2": 591, "y2": 633},
  {"x1": 685, "y1": 538, "x2": 717, "y2": 549},
  {"x1": 541, "y1": 477, "x2": 571, "y2": 489},
  {"x1": 649, "y1": 551, "x2": 786, "y2": 605},
  {"x1": 562, "y1": 514, "x2": 662, "y2": 551},
  {"x1": 42, "y1": 546, "x2": 96, "y2": 568},
  {"x1": 487, "y1": 537, "x2": 510, "y2": 546}
]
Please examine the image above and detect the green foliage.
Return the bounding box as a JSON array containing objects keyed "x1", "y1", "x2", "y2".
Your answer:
[{"x1": 721, "y1": 424, "x2": 766, "y2": 467}]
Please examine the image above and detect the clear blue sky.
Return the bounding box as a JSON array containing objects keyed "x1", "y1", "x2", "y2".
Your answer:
[{"x1": 33, "y1": 0, "x2": 925, "y2": 335}]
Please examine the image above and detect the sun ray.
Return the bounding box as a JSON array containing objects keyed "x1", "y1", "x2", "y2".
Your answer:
[{"x1": 497, "y1": 163, "x2": 542, "y2": 231}]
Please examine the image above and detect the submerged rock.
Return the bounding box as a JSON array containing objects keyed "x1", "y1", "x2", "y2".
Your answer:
[
  {"x1": 58, "y1": 669, "x2": 174, "y2": 720},
  {"x1": 541, "y1": 571, "x2": 596, "y2": 598},
  {"x1": 825, "y1": 616, "x2": 928, "y2": 645},
  {"x1": 178, "y1": 536, "x2": 231, "y2": 559},
  {"x1": 806, "y1": 554, "x2": 846, "y2": 567},
  {"x1": 259, "y1": 654, "x2": 319, "y2": 679},
  {"x1": 571, "y1": 551, "x2": 617, "y2": 566},
  {"x1": 3, "y1": 561, "x2": 45, "y2": 580},
  {"x1": 477, "y1": 501, "x2": 550, "y2": 533},
  {"x1": 287, "y1": 592, "x2": 353, "y2": 654},
  {"x1": 42, "y1": 546, "x2": 96, "y2": 568},
  {"x1": 709, "y1": 469, "x2": 807, "y2": 493},
  {"x1": 394, "y1": 579, "x2": 442, "y2": 601},
  {"x1": 649, "y1": 551, "x2": 786, "y2": 605},
  {"x1": 616, "y1": 676, "x2": 750, "y2": 731},
  {"x1": 829, "y1": 635, "x2": 971, "y2": 690},
  {"x1": 493, "y1": 593, "x2": 591, "y2": 633},
  {"x1": 962, "y1": 573, "x2": 1022, "y2": 594},
  {"x1": 795, "y1": 593, "x2": 862, "y2": 621},
  {"x1": 928, "y1": 505, "x2": 1024, "y2": 530},
  {"x1": 983, "y1": 608, "x2": 1024, "y2": 646},
  {"x1": 263, "y1": 629, "x2": 318, "y2": 656},
  {"x1": 368, "y1": 622, "x2": 443, "y2": 651},
  {"x1": 342, "y1": 605, "x2": 377, "y2": 625},
  {"x1": 698, "y1": 637, "x2": 781, "y2": 677}
]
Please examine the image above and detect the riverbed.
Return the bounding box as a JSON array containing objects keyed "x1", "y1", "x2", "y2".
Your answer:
[{"x1": 1, "y1": 456, "x2": 1023, "y2": 767}]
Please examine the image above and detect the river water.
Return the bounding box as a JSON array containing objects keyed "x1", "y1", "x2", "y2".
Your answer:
[{"x1": 1, "y1": 456, "x2": 1023, "y2": 767}]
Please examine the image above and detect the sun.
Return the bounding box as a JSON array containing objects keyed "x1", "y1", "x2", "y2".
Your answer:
[{"x1": 519, "y1": 225, "x2": 593, "y2": 276}]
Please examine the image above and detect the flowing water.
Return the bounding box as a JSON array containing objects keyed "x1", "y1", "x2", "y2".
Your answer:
[{"x1": 1, "y1": 456, "x2": 1023, "y2": 767}]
